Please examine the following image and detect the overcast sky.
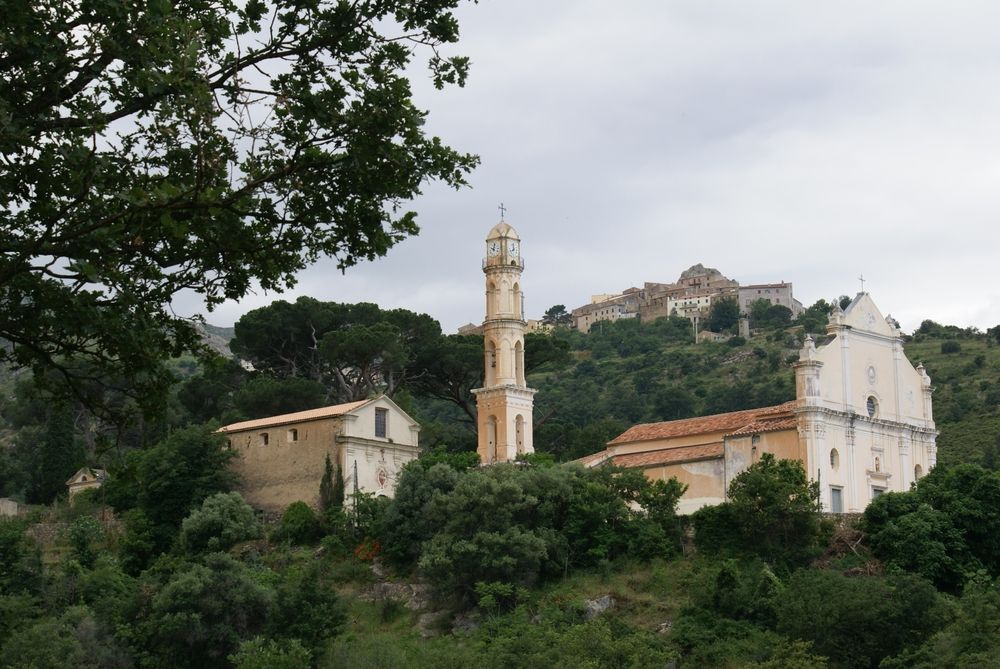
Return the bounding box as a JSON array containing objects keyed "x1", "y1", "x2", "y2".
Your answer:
[{"x1": 193, "y1": 1, "x2": 1000, "y2": 335}]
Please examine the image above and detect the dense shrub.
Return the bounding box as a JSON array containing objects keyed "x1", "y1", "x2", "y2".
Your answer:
[
  {"x1": 179, "y1": 492, "x2": 262, "y2": 554},
  {"x1": 775, "y1": 570, "x2": 945, "y2": 669},
  {"x1": 273, "y1": 501, "x2": 321, "y2": 545},
  {"x1": 136, "y1": 553, "x2": 273, "y2": 669},
  {"x1": 693, "y1": 454, "x2": 822, "y2": 566},
  {"x1": 229, "y1": 637, "x2": 311, "y2": 669},
  {"x1": 862, "y1": 463, "x2": 1000, "y2": 589},
  {"x1": 381, "y1": 461, "x2": 685, "y2": 606}
]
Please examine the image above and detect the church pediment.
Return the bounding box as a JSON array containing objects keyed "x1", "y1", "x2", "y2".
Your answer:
[{"x1": 841, "y1": 293, "x2": 896, "y2": 337}]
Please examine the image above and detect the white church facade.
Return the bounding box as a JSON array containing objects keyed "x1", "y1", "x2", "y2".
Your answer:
[{"x1": 580, "y1": 293, "x2": 937, "y2": 514}]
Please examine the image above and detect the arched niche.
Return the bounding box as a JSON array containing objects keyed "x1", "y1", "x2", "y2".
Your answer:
[
  {"x1": 514, "y1": 340, "x2": 524, "y2": 385},
  {"x1": 485, "y1": 339, "x2": 498, "y2": 385},
  {"x1": 513, "y1": 282, "x2": 522, "y2": 319},
  {"x1": 487, "y1": 281, "x2": 498, "y2": 316},
  {"x1": 486, "y1": 415, "x2": 498, "y2": 463},
  {"x1": 499, "y1": 338, "x2": 511, "y2": 378},
  {"x1": 515, "y1": 414, "x2": 524, "y2": 453}
]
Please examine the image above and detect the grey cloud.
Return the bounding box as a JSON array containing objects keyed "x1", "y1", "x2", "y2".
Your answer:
[{"x1": 179, "y1": 1, "x2": 1000, "y2": 335}]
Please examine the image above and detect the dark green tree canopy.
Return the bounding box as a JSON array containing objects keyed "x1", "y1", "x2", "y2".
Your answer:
[
  {"x1": 694, "y1": 453, "x2": 821, "y2": 566},
  {"x1": 541, "y1": 304, "x2": 572, "y2": 327},
  {"x1": 231, "y1": 297, "x2": 442, "y2": 402},
  {"x1": 0, "y1": 0, "x2": 477, "y2": 412},
  {"x1": 706, "y1": 297, "x2": 740, "y2": 333}
]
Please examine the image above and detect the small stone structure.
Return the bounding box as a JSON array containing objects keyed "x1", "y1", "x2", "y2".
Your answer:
[
  {"x1": 66, "y1": 467, "x2": 107, "y2": 501},
  {"x1": 0, "y1": 498, "x2": 19, "y2": 517}
]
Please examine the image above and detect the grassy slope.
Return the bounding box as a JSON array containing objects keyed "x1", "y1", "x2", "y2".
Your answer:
[{"x1": 902, "y1": 335, "x2": 1000, "y2": 467}]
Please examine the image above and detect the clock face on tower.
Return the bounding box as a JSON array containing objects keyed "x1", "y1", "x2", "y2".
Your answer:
[
  {"x1": 507, "y1": 240, "x2": 519, "y2": 257},
  {"x1": 487, "y1": 241, "x2": 501, "y2": 257}
]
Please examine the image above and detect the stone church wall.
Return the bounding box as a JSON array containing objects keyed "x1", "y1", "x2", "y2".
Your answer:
[{"x1": 226, "y1": 416, "x2": 345, "y2": 514}]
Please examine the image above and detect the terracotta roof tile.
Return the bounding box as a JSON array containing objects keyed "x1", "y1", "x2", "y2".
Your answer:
[
  {"x1": 575, "y1": 450, "x2": 612, "y2": 467},
  {"x1": 608, "y1": 401, "x2": 797, "y2": 445},
  {"x1": 610, "y1": 443, "x2": 724, "y2": 468},
  {"x1": 218, "y1": 399, "x2": 370, "y2": 433},
  {"x1": 727, "y1": 416, "x2": 799, "y2": 437}
]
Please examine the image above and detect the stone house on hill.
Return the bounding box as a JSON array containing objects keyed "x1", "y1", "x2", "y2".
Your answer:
[
  {"x1": 219, "y1": 396, "x2": 420, "y2": 515},
  {"x1": 579, "y1": 293, "x2": 937, "y2": 515},
  {"x1": 66, "y1": 467, "x2": 108, "y2": 501}
]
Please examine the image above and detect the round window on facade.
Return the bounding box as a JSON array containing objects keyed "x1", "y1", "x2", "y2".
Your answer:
[
  {"x1": 830, "y1": 448, "x2": 840, "y2": 471},
  {"x1": 866, "y1": 396, "x2": 878, "y2": 418}
]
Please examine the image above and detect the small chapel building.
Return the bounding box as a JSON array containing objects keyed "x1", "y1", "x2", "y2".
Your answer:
[
  {"x1": 66, "y1": 467, "x2": 108, "y2": 502},
  {"x1": 219, "y1": 395, "x2": 420, "y2": 514},
  {"x1": 579, "y1": 293, "x2": 937, "y2": 514}
]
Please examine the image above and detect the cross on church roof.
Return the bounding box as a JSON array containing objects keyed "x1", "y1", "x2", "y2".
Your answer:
[
  {"x1": 858, "y1": 273, "x2": 866, "y2": 293},
  {"x1": 498, "y1": 202, "x2": 506, "y2": 220}
]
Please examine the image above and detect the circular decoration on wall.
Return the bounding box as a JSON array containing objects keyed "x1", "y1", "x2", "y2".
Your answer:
[
  {"x1": 867, "y1": 365, "x2": 877, "y2": 385},
  {"x1": 377, "y1": 468, "x2": 388, "y2": 489}
]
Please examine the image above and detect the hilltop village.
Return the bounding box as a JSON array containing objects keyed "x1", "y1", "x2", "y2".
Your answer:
[{"x1": 568, "y1": 263, "x2": 802, "y2": 334}]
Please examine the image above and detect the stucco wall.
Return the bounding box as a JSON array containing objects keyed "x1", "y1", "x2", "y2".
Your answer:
[
  {"x1": 227, "y1": 415, "x2": 344, "y2": 514},
  {"x1": 724, "y1": 428, "x2": 802, "y2": 492},
  {"x1": 645, "y1": 459, "x2": 726, "y2": 515},
  {"x1": 343, "y1": 396, "x2": 420, "y2": 446}
]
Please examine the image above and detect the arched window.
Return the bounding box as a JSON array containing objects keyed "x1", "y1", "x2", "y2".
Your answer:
[
  {"x1": 914, "y1": 464, "x2": 923, "y2": 480},
  {"x1": 830, "y1": 448, "x2": 840, "y2": 471}
]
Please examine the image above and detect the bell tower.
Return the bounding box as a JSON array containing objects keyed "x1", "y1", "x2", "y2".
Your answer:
[{"x1": 472, "y1": 218, "x2": 536, "y2": 464}]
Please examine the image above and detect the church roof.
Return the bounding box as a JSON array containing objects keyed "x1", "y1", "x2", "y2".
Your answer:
[
  {"x1": 66, "y1": 467, "x2": 108, "y2": 486},
  {"x1": 487, "y1": 221, "x2": 519, "y2": 240},
  {"x1": 218, "y1": 399, "x2": 370, "y2": 433},
  {"x1": 608, "y1": 401, "x2": 796, "y2": 446},
  {"x1": 726, "y1": 413, "x2": 799, "y2": 436},
  {"x1": 609, "y1": 443, "x2": 725, "y2": 468}
]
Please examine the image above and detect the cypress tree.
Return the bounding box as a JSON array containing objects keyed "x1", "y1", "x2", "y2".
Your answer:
[{"x1": 318, "y1": 454, "x2": 336, "y2": 512}]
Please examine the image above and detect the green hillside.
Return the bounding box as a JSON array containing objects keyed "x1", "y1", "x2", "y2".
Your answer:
[
  {"x1": 408, "y1": 312, "x2": 1000, "y2": 469},
  {"x1": 2, "y1": 302, "x2": 1000, "y2": 668}
]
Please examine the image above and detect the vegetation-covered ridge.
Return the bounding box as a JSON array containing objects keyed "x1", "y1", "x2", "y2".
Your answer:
[
  {"x1": 1, "y1": 295, "x2": 998, "y2": 667},
  {"x1": 4, "y1": 440, "x2": 1000, "y2": 668}
]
